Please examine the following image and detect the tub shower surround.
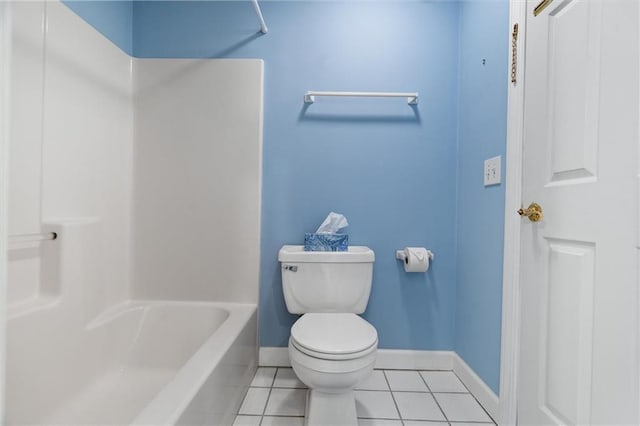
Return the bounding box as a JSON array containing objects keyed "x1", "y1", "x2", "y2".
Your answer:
[{"x1": 6, "y1": 2, "x2": 263, "y2": 424}]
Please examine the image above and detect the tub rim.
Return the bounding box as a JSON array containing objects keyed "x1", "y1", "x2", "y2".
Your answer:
[{"x1": 130, "y1": 301, "x2": 257, "y2": 425}]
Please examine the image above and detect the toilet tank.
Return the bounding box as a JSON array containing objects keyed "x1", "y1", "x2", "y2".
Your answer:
[{"x1": 278, "y1": 245, "x2": 375, "y2": 314}]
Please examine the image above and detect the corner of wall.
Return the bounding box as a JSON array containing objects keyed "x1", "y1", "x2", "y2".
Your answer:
[
  {"x1": 126, "y1": 0, "x2": 134, "y2": 58},
  {"x1": 61, "y1": 1, "x2": 134, "y2": 57},
  {"x1": 452, "y1": 0, "x2": 466, "y2": 355}
]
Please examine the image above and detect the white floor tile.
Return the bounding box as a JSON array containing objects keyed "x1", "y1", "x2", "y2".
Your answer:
[
  {"x1": 264, "y1": 388, "x2": 307, "y2": 416},
  {"x1": 273, "y1": 368, "x2": 307, "y2": 389},
  {"x1": 356, "y1": 370, "x2": 389, "y2": 391},
  {"x1": 236, "y1": 367, "x2": 494, "y2": 426},
  {"x1": 358, "y1": 419, "x2": 403, "y2": 426},
  {"x1": 384, "y1": 370, "x2": 429, "y2": 392},
  {"x1": 393, "y1": 392, "x2": 446, "y2": 421},
  {"x1": 232, "y1": 415, "x2": 262, "y2": 426},
  {"x1": 449, "y1": 423, "x2": 494, "y2": 426},
  {"x1": 420, "y1": 371, "x2": 467, "y2": 393},
  {"x1": 434, "y1": 393, "x2": 493, "y2": 422},
  {"x1": 250, "y1": 367, "x2": 277, "y2": 387},
  {"x1": 238, "y1": 387, "x2": 270, "y2": 415},
  {"x1": 354, "y1": 390, "x2": 400, "y2": 419},
  {"x1": 261, "y1": 416, "x2": 305, "y2": 426}
]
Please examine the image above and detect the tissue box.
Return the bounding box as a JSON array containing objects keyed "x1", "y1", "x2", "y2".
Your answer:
[{"x1": 304, "y1": 233, "x2": 349, "y2": 252}]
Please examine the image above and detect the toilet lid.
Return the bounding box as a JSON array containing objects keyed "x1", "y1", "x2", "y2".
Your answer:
[{"x1": 291, "y1": 313, "x2": 378, "y2": 356}]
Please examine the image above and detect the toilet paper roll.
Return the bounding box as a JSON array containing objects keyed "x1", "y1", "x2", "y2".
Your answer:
[{"x1": 403, "y1": 247, "x2": 431, "y2": 273}]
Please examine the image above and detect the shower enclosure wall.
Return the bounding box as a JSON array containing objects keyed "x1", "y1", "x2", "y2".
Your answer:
[{"x1": 4, "y1": 2, "x2": 263, "y2": 424}]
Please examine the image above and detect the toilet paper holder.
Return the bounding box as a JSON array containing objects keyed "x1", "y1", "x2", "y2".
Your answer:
[{"x1": 395, "y1": 248, "x2": 434, "y2": 263}]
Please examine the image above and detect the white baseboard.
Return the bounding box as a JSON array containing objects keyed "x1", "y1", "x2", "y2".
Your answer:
[
  {"x1": 259, "y1": 346, "x2": 499, "y2": 421},
  {"x1": 259, "y1": 347, "x2": 454, "y2": 370},
  {"x1": 452, "y1": 353, "x2": 499, "y2": 421}
]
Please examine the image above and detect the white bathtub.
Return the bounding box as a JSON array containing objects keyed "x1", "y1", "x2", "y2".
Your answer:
[{"x1": 7, "y1": 301, "x2": 257, "y2": 425}]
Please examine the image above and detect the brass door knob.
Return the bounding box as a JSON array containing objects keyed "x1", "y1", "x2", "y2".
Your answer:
[{"x1": 518, "y1": 202, "x2": 543, "y2": 222}]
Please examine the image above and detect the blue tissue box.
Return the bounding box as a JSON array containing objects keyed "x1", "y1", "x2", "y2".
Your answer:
[{"x1": 304, "y1": 233, "x2": 349, "y2": 251}]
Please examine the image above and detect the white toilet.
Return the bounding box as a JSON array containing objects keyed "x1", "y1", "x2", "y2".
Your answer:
[{"x1": 278, "y1": 245, "x2": 377, "y2": 426}]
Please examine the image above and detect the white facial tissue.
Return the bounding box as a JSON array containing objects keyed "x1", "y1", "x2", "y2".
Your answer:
[{"x1": 316, "y1": 212, "x2": 349, "y2": 234}]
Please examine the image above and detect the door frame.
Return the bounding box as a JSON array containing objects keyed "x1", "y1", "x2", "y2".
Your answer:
[
  {"x1": 637, "y1": 2, "x2": 640, "y2": 422},
  {"x1": 0, "y1": 1, "x2": 11, "y2": 424},
  {"x1": 498, "y1": 0, "x2": 527, "y2": 424},
  {"x1": 0, "y1": 1, "x2": 10, "y2": 421}
]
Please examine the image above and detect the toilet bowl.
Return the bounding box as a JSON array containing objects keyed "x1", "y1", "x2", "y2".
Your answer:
[
  {"x1": 287, "y1": 313, "x2": 377, "y2": 425},
  {"x1": 278, "y1": 246, "x2": 377, "y2": 426}
]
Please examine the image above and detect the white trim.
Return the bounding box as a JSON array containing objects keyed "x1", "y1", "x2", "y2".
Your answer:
[
  {"x1": 499, "y1": 0, "x2": 528, "y2": 425},
  {"x1": 452, "y1": 353, "x2": 500, "y2": 422},
  {"x1": 0, "y1": 2, "x2": 11, "y2": 422},
  {"x1": 637, "y1": 1, "x2": 640, "y2": 421},
  {"x1": 259, "y1": 347, "x2": 455, "y2": 370}
]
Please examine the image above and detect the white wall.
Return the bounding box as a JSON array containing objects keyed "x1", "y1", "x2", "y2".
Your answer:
[
  {"x1": 7, "y1": 1, "x2": 133, "y2": 317},
  {"x1": 6, "y1": 2, "x2": 133, "y2": 422},
  {"x1": 5, "y1": 3, "x2": 262, "y2": 421},
  {"x1": 7, "y1": 6, "x2": 263, "y2": 311},
  {"x1": 40, "y1": 1, "x2": 133, "y2": 318},
  {"x1": 7, "y1": 1, "x2": 45, "y2": 306},
  {"x1": 132, "y1": 59, "x2": 263, "y2": 304}
]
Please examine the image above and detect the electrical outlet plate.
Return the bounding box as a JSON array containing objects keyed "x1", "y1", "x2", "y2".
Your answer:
[{"x1": 484, "y1": 156, "x2": 501, "y2": 186}]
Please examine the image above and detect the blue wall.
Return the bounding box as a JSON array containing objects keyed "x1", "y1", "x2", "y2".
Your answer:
[
  {"x1": 63, "y1": 1, "x2": 133, "y2": 56},
  {"x1": 63, "y1": 0, "x2": 508, "y2": 394},
  {"x1": 454, "y1": 0, "x2": 508, "y2": 393},
  {"x1": 132, "y1": 0, "x2": 461, "y2": 350}
]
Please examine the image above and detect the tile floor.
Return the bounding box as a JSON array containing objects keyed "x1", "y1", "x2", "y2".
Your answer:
[{"x1": 233, "y1": 367, "x2": 496, "y2": 426}]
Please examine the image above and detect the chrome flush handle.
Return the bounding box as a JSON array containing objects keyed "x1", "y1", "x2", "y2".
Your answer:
[{"x1": 283, "y1": 265, "x2": 298, "y2": 272}]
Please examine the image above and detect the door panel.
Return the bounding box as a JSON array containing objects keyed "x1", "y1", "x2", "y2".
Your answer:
[
  {"x1": 546, "y1": 0, "x2": 601, "y2": 184},
  {"x1": 541, "y1": 239, "x2": 594, "y2": 425}
]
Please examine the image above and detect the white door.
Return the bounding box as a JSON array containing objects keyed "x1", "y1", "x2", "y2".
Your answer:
[{"x1": 518, "y1": 0, "x2": 639, "y2": 424}]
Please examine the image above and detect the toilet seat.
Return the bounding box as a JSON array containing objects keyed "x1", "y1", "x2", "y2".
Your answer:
[{"x1": 290, "y1": 313, "x2": 378, "y2": 361}]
